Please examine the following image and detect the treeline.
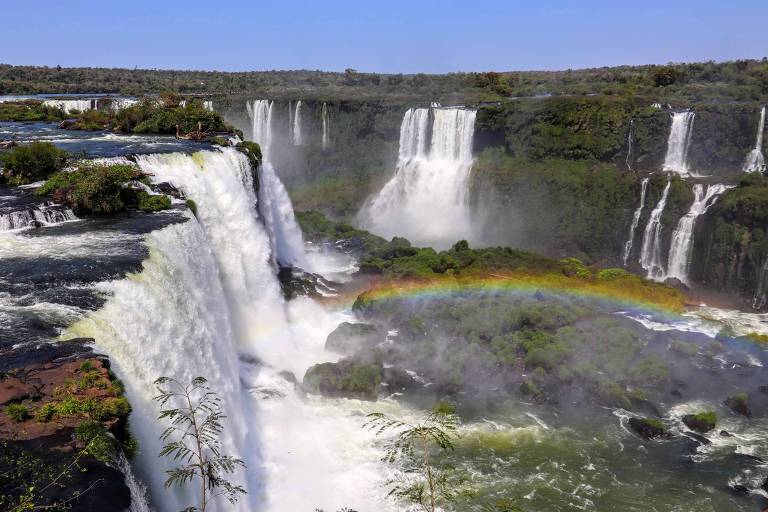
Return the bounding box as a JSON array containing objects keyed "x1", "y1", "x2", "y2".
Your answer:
[{"x1": 1, "y1": 58, "x2": 767, "y2": 102}]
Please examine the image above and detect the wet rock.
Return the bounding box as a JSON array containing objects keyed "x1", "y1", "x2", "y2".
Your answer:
[
  {"x1": 682, "y1": 412, "x2": 717, "y2": 433},
  {"x1": 279, "y1": 371, "x2": 298, "y2": 386},
  {"x1": 152, "y1": 182, "x2": 183, "y2": 198},
  {"x1": 684, "y1": 431, "x2": 712, "y2": 445},
  {"x1": 381, "y1": 366, "x2": 418, "y2": 392},
  {"x1": 302, "y1": 358, "x2": 383, "y2": 400},
  {"x1": 725, "y1": 393, "x2": 752, "y2": 418},
  {"x1": 720, "y1": 430, "x2": 733, "y2": 437},
  {"x1": 628, "y1": 417, "x2": 667, "y2": 439},
  {"x1": 664, "y1": 277, "x2": 690, "y2": 292},
  {"x1": 728, "y1": 483, "x2": 750, "y2": 496},
  {"x1": 325, "y1": 322, "x2": 385, "y2": 355}
]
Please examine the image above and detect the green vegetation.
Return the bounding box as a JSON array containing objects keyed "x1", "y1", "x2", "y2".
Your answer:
[
  {"x1": 75, "y1": 421, "x2": 121, "y2": 464},
  {"x1": 35, "y1": 396, "x2": 130, "y2": 422},
  {"x1": 4, "y1": 403, "x2": 30, "y2": 423},
  {"x1": 0, "y1": 99, "x2": 69, "y2": 122},
  {"x1": 303, "y1": 359, "x2": 383, "y2": 400},
  {"x1": 37, "y1": 162, "x2": 172, "y2": 214},
  {"x1": 682, "y1": 411, "x2": 717, "y2": 433},
  {"x1": 235, "y1": 141, "x2": 262, "y2": 170},
  {"x1": 0, "y1": 142, "x2": 69, "y2": 185},
  {"x1": 153, "y1": 376, "x2": 246, "y2": 512},
  {"x1": 107, "y1": 99, "x2": 228, "y2": 135},
  {"x1": 186, "y1": 198, "x2": 198, "y2": 216}
]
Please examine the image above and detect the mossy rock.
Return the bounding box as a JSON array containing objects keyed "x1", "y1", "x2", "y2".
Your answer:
[
  {"x1": 325, "y1": 322, "x2": 385, "y2": 355},
  {"x1": 302, "y1": 358, "x2": 382, "y2": 400},
  {"x1": 682, "y1": 411, "x2": 717, "y2": 433},
  {"x1": 519, "y1": 379, "x2": 546, "y2": 403},
  {"x1": 724, "y1": 393, "x2": 751, "y2": 418},
  {"x1": 628, "y1": 417, "x2": 666, "y2": 439}
]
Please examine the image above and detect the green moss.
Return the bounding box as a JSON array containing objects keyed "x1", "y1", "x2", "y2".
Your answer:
[
  {"x1": 136, "y1": 191, "x2": 171, "y2": 212},
  {"x1": 4, "y1": 403, "x2": 30, "y2": 423},
  {"x1": 303, "y1": 359, "x2": 382, "y2": 400},
  {"x1": 0, "y1": 142, "x2": 70, "y2": 185},
  {"x1": 236, "y1": 141, "x2": 262, "y2": 169},
  {"x1": 185, "y1": 198, "x2": 198, "y2": 217}
]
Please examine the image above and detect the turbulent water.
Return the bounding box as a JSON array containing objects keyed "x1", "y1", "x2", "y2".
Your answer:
[
  {"x1": 667, "y1": 183, "x2": 729, "y2": 284},
  {"x1": 622, "y1": 177, "x2": 649, "y2": 266},
  {"x1": 0, "y1": 203, "x2": 77, "y2": 231},
  {"x1": 743, "y1": 106, "x2": 766, "y2": 173},
  {"x1": 360, "y1": 106, "x2": 477, "y2": 248},
  {"x1": 663, "y1": 111, "x2": 696, "y2": 175},
  {"x1": 639, "y1": 178, "x2": 671, "y2": 280},
  {"x1": 321, "y1": 102, "x2": 329, "y2": 150}
]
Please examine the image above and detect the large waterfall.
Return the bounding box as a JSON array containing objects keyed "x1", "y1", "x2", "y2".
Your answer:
[
  {"x1": 360, "y1": 106, "x2": 477, "y2": 248},
  {"x1": 292, "y1": 100, "x2": 303, "y2": 146},
  {"x1": 246, "y1": 99, "x2": 308, "y2": 268},
  {"x1": 622, "y1": 177, "x2": 649, "y2": 266},
  {"x1": 68, "y1": 148, "x2": 391, "y2": 511},
  {"x1": 666, "y1": 184, "x2": 729, "y2": 284},
  {"x1": 743, "y1": 106, "x2": 766, "y2": 173},
  {"x1": 639, "y1": 179, "x2": 671, "y2": 280},
  {"x1": 321, "y1": 102, "x2": 329, "y2": 150},
  {"x1": 663, "y1": 111, "x2": 696, "y2": 175}
]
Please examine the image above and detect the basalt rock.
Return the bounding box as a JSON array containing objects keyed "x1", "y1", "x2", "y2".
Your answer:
[
  {"x1": 682, "y1": 412, "x2": 717, "y2": 433},
  {"x1": 628, "y1": 417, "x2": 667, "y2": 439}
]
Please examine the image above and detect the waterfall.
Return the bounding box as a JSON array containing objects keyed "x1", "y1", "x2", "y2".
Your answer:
[
  {"x1": 360, "y1": 107, "x2": 476, "y2": 248},
  {"x1": 246, "y1": 100, "x2": 308, "y2": 268},
  {"x1": 753, "y1": 258, "x2": 768, "y2": 310},
  {"x1": 287, "y1": 101, "x2": 293, "y2": 140},
  {"x1": 203, "y1": 100, "x2": 214, "y2": 112},
  {"x1": 622, "y1": 177, "x2": 649, "y2": 266},
  {"x1": 662, "y1": 111, "x2": 695, "y2": 175},
  {"x1": 109, "y1": 98, "x2": 138, "y2": 112},
  {"x1": 42, "y1": 99, "x2": 94, "y2": 113},
  {"x1": 625, "y1": 119, "x2": 635, "y2": 171},
  {"x1": 292, "y1": 100, "x2": 303, "y2": 145},
  {"x1": 0, "y1": 205, "x2": 77, "y2": 231},
  {"x1": 666, "y1": 184, "x2": 729, "y2": 284},
  {"x1": 639, "y1": 179, "x2": 671, "y2": 280},
  {"x1": 743, "y1": 106, "x2": 766, "y2": 173},
  {"x1": 68, "y1": 148, "x2": 393, "y2": 511},
  {"x1": 321, "y1": 102, "x2": 329, "y2": 150}
]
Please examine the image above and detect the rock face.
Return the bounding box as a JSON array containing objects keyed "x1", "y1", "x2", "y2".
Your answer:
[
  {"x1": 0, "y1": 340, "x2": 133, "y2": 511},
  {"x1": 325, "y1": 322, "x2": 385, "y2": 355},
  {"x1": 628, "y1": 417, "x2": 666, "y2": 439}
]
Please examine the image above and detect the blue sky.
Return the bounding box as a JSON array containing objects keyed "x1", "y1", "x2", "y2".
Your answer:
[{"x1": 4, "y1": 0, "x2": 767, "y2": 73}]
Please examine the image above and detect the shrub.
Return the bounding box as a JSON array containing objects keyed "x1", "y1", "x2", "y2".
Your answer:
[
  {"x1": 137, "y1": 191, "x2": 171, "y2": 212},
  {"x1": 185, "y1": 199, "x2": 198, "y2": 217},
  {"x1": 0, "y1": 142, "x2": 69, "y2": 185},
  {"x1": 75, "y1": 421, "x2": 118, "y2": 464},
  {"x1": 35, "y1": 403, "x2": 57, "y2": 423},
  {"x1": 4, "y1": 403, "x2": 29, "y2": 423}
]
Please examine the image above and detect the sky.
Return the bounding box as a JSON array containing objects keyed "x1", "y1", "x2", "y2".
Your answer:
[{"x1": 3, "y1": 0, "x2": 767, "y2": 73}]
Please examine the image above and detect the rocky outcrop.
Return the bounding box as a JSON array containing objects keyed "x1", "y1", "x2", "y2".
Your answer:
[
  {"x1": 628, "y1": 417, "x2": 667, "y2": 439},
  {"x1": 682, "y1": 411, "x2": 717, "y2": 433},
  {"x1": 325, "y1": 322, "x2": 385, "y2": 355}
]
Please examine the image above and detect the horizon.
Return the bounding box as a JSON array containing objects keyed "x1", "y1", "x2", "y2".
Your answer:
[{"x1": 5, "y1": 0, "x2": 768, "y2": 74}]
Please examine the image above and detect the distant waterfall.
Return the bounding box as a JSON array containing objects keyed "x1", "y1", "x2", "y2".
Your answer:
[
  {"x1": 292, "y1": 100, "x2": 303, "y2": 145},
  {"x1": 42, "y1": 99, "x2": 95, "y2": 113},
  {"x1": 639, "y1": 179, "x2": 671, "y2": 280},
  {"x1": 288, "y1": 101, "x2": 293, "y2": 139},
  {"x1": 321, "y1": 102, "x2": 330, "y2": 150},
  {"x1": 753, "y1": 258, "x2": 768, "y2": 309},
  {"x1": 246, "y1": 99, "x2": 308, "y2": 268},
  {"x1": 743, "y1": 106, "x2": 766, "y2": 173},
  {"x1": 109, "y1": 98, "x2": 138, "y2": 112},
  {"x1": 0, "y1": 205, "x2": 77, "y2": 231},
  {"x1": 622, "y1": 177, "x2": 649, "y2": 266},
  {"x1": 626, "y1": 119, "x2": 635, "y2": 171},
  {"x1": 666, "y1": 184, "x2": 729, "y2": 284},
  {"x1": 360, "y1": 106, "x2": 476, "y2": 248},
  {"x1": 203, "y1": 100, "x2": 214, "y2": 112},
  {"x1": 663, "y1": 111, "x2": 695, "y2": 175}
]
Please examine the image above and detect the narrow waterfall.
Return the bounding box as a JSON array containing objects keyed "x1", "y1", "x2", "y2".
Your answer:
[
  {"x1": 666, "y1": 184, "x2": 729, "y2": 284},
  {"x1": 0, "y1": 205, "x2": 77, "y2": 231},
  {"x1": 68, "y1": 148, "x2": 392, "y2": 512},
  {"x1": 622, "y1": 177, "x2": 649, "y2": 266},
  {"x1": 743, "y1": 106, "x2": 766, "y2": 173},
  {"x1": 753, "y1": 258, "x2": 768, "y2": 309},
  {"x1": 287, "y1": 101, "x2": 293, "y2": 139},
  {"x1": 321, "y1": 102, "x2": 329, "y2": 150},
  {"x1": 360, "y1": 106, "x2": 477, "y2": 248},
  {"x1": 203, "y1": 100, "x2": 214, "y2": 111},
  {"x1": 292, "y1": 100, "x2": 303, "y2": 145},
  {"x1": 247, "y1": 99, "x2": 308, "y2": 268},
  {"x1": 662, "y1": 111, "x2": 695, "y2": 175},
  {"x1": 626, "y1": 118, "x2": 635, "y2": 171},
  {"x1": 639, "y1": 179, "x2": 671, "y2": 280}
]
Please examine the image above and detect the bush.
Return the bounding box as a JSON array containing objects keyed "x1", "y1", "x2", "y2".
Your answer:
[
  {"x1": 137, "y1": 191, "x2": 171, "y2": 212},
  {"x1": 0, "y1": 142, "x2": 69, "y2": 185},
  {"x1": 75, "y1": 421, "x2": 118, "y2": 464},
  {"x1": 4, "y1": 403, "x2": 29, "y2": 423}
]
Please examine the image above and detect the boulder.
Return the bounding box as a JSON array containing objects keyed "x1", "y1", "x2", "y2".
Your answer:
[
  {"x1": 628, "y1": 417, "x2": 666, "y2": 439},
  {"x1": 682, "y1": 411, "x2": 717, "y2": 433},
  {"x1": 381, "y1": 366, "x2": 418, "y2": 392},
  {"x1": 724, "y1": 393, "x2": 752, "y2": 418},
  {"x1": 302, "y1": 358, "x2": 382, "y2": 400}
]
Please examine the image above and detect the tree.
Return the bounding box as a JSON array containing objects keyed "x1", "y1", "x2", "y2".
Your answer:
[
  {"x1": 153, "y1": 376, "x2": 246, "y2": 512},
  {"x1": 652, "y1": 66, "x2": 677, "y2": 87},
  {"x1": 364, "y1": 402, "x2": 463, "y2": 512}
]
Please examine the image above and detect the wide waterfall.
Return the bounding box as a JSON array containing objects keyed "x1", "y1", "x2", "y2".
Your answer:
[
  {"x1": 743, "y1": 106, "x2": 766, "y2": 173},
  {"x1": 292, "y1": 100, "x2": 303, "y2": 145},
  {"x1": 639, "y1": 178, "x2": 671, "y2": 280},
  {"x1": 246, "y1": 99, "x2": 308, "y2": 268},
  {"x1": 663, "y1": 111, "x2": 696, "y2": 175},
  {"x1": 626, "y1": 118, "x2": 635, "y2": 171},
  {"x1": 622, "y1": 177, "x2": 649, "y2": 266},
  {"x1": 359, "y1": 106, "x2": 477, "y2": 248},
  {"x1": 321, "y1": 102, "x2": 329, "y2": 150},
  {"x1": 42, "y1": 98, "x2": 96, "y2": 113},
  {"x1": 666, "y1": 183, "x2": 729, "y2": 284}
]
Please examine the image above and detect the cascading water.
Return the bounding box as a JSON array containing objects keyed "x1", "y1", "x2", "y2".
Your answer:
[
  {"x1": 360, "y1": 106, "x2": 477, "y2": 248},
  {"x1": 753, "y1": 258, "x2": 768, "y2": 310},
  {"x1": 246, "y1": 99, "x2": 308, "y2": 268},
  {"x1": 666, "y1": 184, "x2": 729, "y2": 284},
  {"x1": 626, "y1": 119, "x2": 635, "y2": 171},
  {"x1": 292, "y1": 100, "x2": 303, "y2": 145},
  {"x1": 663, "y1": 111, "x2": 696, "y2": 175},
  {"x1": 42, "y1": 99, "x2": 96, "y2": 113},
  {"x1": 321, "y1": 102, "x2": 329, "y2": 150},
  {"x1": 203, "y1": 100, "x2": 214, "y2": 112},
  {"x1": 0, "y1": 205, "x2": 77, "y2": 231},
  {"x1": 622, "y1": 177, "x2": 649, "y2": 266},
  {"x1": 639, "y1": 179, "x2": 671, "y2": 280},
  {"x1": 743, "y1": 106, "x2": 766, "y2": 173}
]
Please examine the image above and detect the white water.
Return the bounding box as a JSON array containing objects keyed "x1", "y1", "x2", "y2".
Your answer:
[
  {"x1": 246, "y1": 99, "x2": 308, "y2": 268},
  {"x1": 625, "y1": 118, "x2": 635, "y2": 171},
  {"x1": 42, "y1": 99, "x2": 96, "y2": 113},
  {"x1": 360, "y1": 107, "x2": 477, "y2": 248},
  {"x1": 663, "y1": 111, "x2": 696, "y2": 175},
  {"x1": 203, "y1": 100, "x2": 213, "y2": 112},
  {"x1": 666, "y1": 184, "x2": 729, "y2": 284},
  {"x1": 292, "y1": 100, "x2": 303, "y2": 146},
  {"x1": 0, "y1": 205, "x2": 77, "y2": 231},
  {"x1": 622, "y1": 177, "x2": 648, "y2": 266},
  {"x1": 109, "y1": 98, "x2": 139, "y2": 111},
  {"x1": 743, "y1": 106, "x2": 766, "y2": 173},
  {"x1": 321, "y1": 102, "x2": 329, "y2": 150},
  {"x1": 639, "y1": 178, "x2": 671, "y2": 280}
]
